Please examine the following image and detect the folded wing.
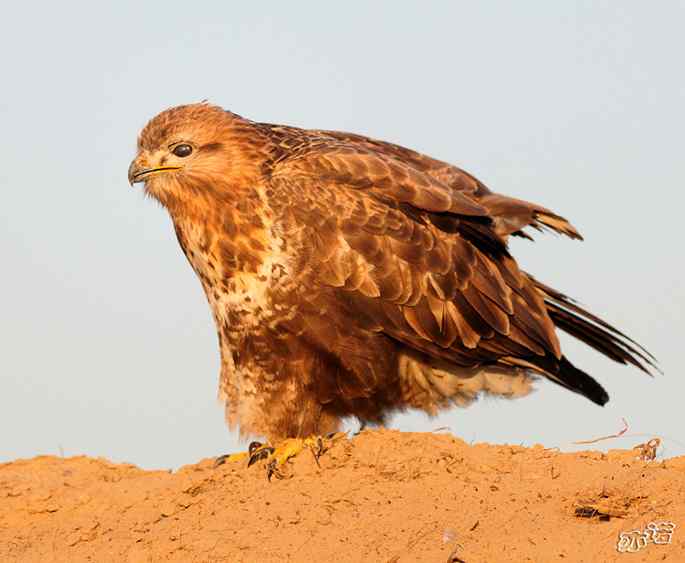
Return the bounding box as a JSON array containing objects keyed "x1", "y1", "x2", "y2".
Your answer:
[
  {"x1": 314, "y1": 129, "x2": 582, "y2": 240},
  {"x1": 268, "y1": 140, "x2": 642, "y2": 406}
]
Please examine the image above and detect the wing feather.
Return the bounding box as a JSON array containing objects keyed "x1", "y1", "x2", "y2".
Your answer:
[
  {"x1": 269, "y1": 152, "x2": 563, "y2": 371},
  {"x1": 311, "y1": 128, "x2": 582, "y2": 240},
  {"x1": 257, "y1": 123, "x2": 654, "y2": 408}
]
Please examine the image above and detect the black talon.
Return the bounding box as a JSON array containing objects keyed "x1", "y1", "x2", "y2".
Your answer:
[
  {"x1": 214, "y1": 442, "x2": 266, "y2": 468},
  {"x1": 266, "y1": 460, "x2": 276, "y2": 481},
  {"x1": 266, "y1": 460, "x2": 288, "y2": 481},
  {"x1": 248, "y1": 441, "x2": 263, "y2": 455},
  {"x1": 314, "y1": 437, "x2": 325, "y2": 461},
  {"x1": 248, "y1": 445, "x2": 274, "y2": 467},
  {"x1": 213, "y1": 454, "x2": 230, "y2": 468}
]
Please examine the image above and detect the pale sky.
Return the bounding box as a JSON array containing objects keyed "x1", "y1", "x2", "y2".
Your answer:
[{"x1": 1, "y1": 2, "x2": 683, "y2": 469}]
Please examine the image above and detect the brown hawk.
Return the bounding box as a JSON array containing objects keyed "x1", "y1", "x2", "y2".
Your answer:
[{"x1": 128, "y1": 103, "x2": 654, "y2": 473}]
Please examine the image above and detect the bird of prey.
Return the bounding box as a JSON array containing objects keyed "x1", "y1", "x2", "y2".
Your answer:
[{"x1": 129, "y1": 103, "x2": 654, "y2": 474}]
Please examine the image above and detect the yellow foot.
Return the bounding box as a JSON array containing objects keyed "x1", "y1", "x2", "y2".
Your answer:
[
  {"x1": 239, "y1": 433, "x2": 342, "y2": 480},
  {"x1": 214, "y1": 434, "x2": 344, "y2": 478},
  {"x1": 250, "y1": 436, "x2": 325, "y2": 480},
  {"x1": 213, "y1": 441, "x2": 265, "y2": 467}
]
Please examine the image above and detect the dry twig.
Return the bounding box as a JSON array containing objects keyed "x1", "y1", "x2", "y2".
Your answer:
[{"x1": 573, "y1": 418, "x2": 629, "y2": 445}]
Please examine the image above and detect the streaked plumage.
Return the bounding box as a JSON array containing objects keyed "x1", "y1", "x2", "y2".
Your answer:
[{"x1": 128, "y1": 103, "x2": 655, "y2": 443}]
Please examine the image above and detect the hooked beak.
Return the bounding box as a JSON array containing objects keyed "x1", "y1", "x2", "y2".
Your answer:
[{"x1": 128, "y1": 158, "x2": 180, "y2": 186}]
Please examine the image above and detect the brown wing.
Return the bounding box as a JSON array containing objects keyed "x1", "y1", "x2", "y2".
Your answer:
[
  {"x1": 312, "y1": 129, "x2": 582, "y2": 240},
  {"x1": 267, "y1": 145, "x2": 617, "y2": 405}
]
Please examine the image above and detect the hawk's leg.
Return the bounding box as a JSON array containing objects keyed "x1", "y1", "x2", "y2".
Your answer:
[
  {"x1": 215, "y1": 433, "x2": 343, "y2": 480},
  {"x1": 261, "y1": 433, "x2": 346, "y2": 480}
]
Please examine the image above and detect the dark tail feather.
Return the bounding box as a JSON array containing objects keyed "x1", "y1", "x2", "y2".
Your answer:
[
  {"x1": 551, "y1": 356, "x2": 609, "y2": 406},
  {"x1": 530, "y1": 277, "x2": 659, "y2": 374},
  {"x1": 504, "y1": 354, "x2": 609, "y2": 405},
  {"x1": 502, "y1": 354, "x2": 609, "y2": 406}
]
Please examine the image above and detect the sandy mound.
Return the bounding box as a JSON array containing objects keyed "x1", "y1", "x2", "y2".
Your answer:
[{"x1": 1, "y1": 430, "x2": 683, "y2": 562}]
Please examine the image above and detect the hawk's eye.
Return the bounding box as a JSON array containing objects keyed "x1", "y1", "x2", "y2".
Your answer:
[{"x1": 172, "y1": 144, "x2": 193, "y2": 157}]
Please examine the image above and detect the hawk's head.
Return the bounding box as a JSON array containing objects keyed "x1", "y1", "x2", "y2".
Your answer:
[{"x1": 128, "y1": 103, "x2": 267, "y2": 214}]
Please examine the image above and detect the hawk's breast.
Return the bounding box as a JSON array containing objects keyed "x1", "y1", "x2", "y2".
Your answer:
[{"x1": 173, "y1": 204, "x2": 297, "y2": 342}]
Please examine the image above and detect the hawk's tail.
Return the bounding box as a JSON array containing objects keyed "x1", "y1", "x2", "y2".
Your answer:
[{"x1": 531, "y1": 277, "x2": 658, "y2": 375}]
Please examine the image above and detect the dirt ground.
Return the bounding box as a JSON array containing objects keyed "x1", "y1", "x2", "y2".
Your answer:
[{"x1": 1, "y1": 430, "x2": 683, "y2": 562}]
